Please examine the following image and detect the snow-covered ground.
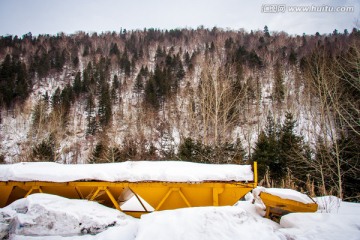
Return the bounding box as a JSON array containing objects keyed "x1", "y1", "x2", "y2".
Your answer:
[{"x1": 1, "y1": 190, "x2": 359, "y2": 240}]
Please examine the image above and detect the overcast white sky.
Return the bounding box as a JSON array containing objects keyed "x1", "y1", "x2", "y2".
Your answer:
[{"x1": 0, "y1": 0, "x2": 359, "y2": 36}]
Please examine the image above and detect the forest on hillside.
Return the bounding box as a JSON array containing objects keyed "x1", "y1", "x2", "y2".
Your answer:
[{"x1": 0, "y1": 27, "x2": 359, "y2": 200}]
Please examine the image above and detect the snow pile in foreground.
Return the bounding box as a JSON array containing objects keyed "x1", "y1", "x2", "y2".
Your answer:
[
  {"x1": 1, "y1": 192, "x2": 360, "y2": 240},
  {"x1": 0, "y1": 194, "x2": 136, "y2": 239},
  {"x1": 277, "y1": 195, "x2": 360, "y2": 240},
  {"x1": 136, "y1": 204, "x2": 283, "y2": 240},
  {"x1": 2, "y1": 196, "x2": 283, "y2": 240},
  {"x1": 0, "y1": 161, "x2": 254, "y2": 182},
  {"x1": 280, "y1": 212, "x2": 360, "y2": 240}
]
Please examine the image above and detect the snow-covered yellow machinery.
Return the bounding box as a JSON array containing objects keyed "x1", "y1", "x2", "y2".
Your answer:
[
  {"x1": 259, "y1": 191, "x2": 318, "y2": 221},
  {"x1": 0, "y1": 161, "x2": 258, "y2": 218},
  {"x1": 0, "y1": 161, "x2": 318, "y2": 219}
]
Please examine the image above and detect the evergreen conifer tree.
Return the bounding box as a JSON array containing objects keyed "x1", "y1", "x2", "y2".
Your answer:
[
  {"x1": 273, "y1": 61, "x2": 285, "y2": 103},
  {"x1": 253, "y1": 112, "x2": 304, "y2": 183},
  {"x1": 98, "y1": 82, "x2": 112, "y2": 127},
  {"x1": 73, "y1": 71, "x2": 82, "y2": 96},
  {"x1": 264, "y1": 25, "x2": 270, "y2": 37},
  {"x1": 85, "y1": 94, "x2": 97, "y2": 136},
  {"x1": 111, "y1": 75, "x2": 120, "y2": 103}
]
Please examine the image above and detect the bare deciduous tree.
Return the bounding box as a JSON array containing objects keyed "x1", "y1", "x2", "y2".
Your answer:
[
  {"x1": 198, "y1": 60, "x2": 246, "y2": 146},
  {"x1": 302, "y1": 43, "x2": 360, "y2": 199}
]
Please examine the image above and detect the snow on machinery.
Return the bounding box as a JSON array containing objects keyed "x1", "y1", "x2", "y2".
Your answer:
[{"x1": 0, "y1": 161, "x2": 317, "y2": 219}]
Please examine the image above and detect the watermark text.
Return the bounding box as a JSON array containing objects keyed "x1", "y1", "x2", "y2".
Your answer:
[{"x1": 261, "y1": 4, "x2": 354, "y2": 13}]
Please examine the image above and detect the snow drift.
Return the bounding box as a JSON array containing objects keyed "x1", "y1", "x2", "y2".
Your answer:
[
  {"x1": 0, "y1": 194, "x2": 135, "y2": 238},
  {"x1": 1, "y1": 192, "x2": 359, "y2": 240}
]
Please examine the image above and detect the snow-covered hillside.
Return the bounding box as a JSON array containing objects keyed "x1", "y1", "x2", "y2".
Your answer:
[
  {"x1": 0, "y1": 29, "x2": 341, "y2": 164},
  {"x1": 0, "y1": 64, "x2": 321, "y2": 164},
  {"x1": 1, "y1": 191, "x2": 359, "y2": 240}
]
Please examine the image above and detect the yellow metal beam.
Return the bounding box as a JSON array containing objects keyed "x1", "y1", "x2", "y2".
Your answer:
[
  {"x1": 178, "y1": 189, "x2": 191, "y2": 208},
  {"x1": 74, "y1": 187, "x2": 84, "y2": 199},
  {"x1": 155, "y1": 188, "x2": 174, "y2": 211},
  {"x1": 89, "y1": 187, "x2": 102, "y2": 201},
  {"x1": 104, "y1": 187, "x2": 121, "y2": 211},
  {"x1": 25, "y1": 186, "x2": 43, "y2": 197},
  {"x1": 253, "y1": 161, "x2": 258, "y2": 188}
]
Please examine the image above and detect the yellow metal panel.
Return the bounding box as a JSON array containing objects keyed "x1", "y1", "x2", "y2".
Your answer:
[
  {"x1": 40, "y1": 186, "x2": 79, "y2": 199},
  {"x1": 131, "y1": 184, "x2": 171, "y2": 209},
  {"x1": 155, "y1": 188, "x2": 175, "y2": 210},
  {"x1": 260, "y1": 192, "x2": 318, "y2": 219},
  {"x1": 6, "y1": 185, "x2": 30, "y2": 205},
  {"x1": 157, "y1": 189, "x2": 191, "y2": 210},
  {"x1": 74, "y1": 187, "x2": 84, "y2": 199},
  {"x1": 218, "y1": 187, "x2": 253, "y2": 206},
  {"x1": 212, "y1": 188, "x2": 222, "y2": 206},
  {"x1": 0, "y1": 186, "x2": 13, "y2": 207},
  {"x1": 180, "y1": 186, "x2": 213, "y2": 206}
]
